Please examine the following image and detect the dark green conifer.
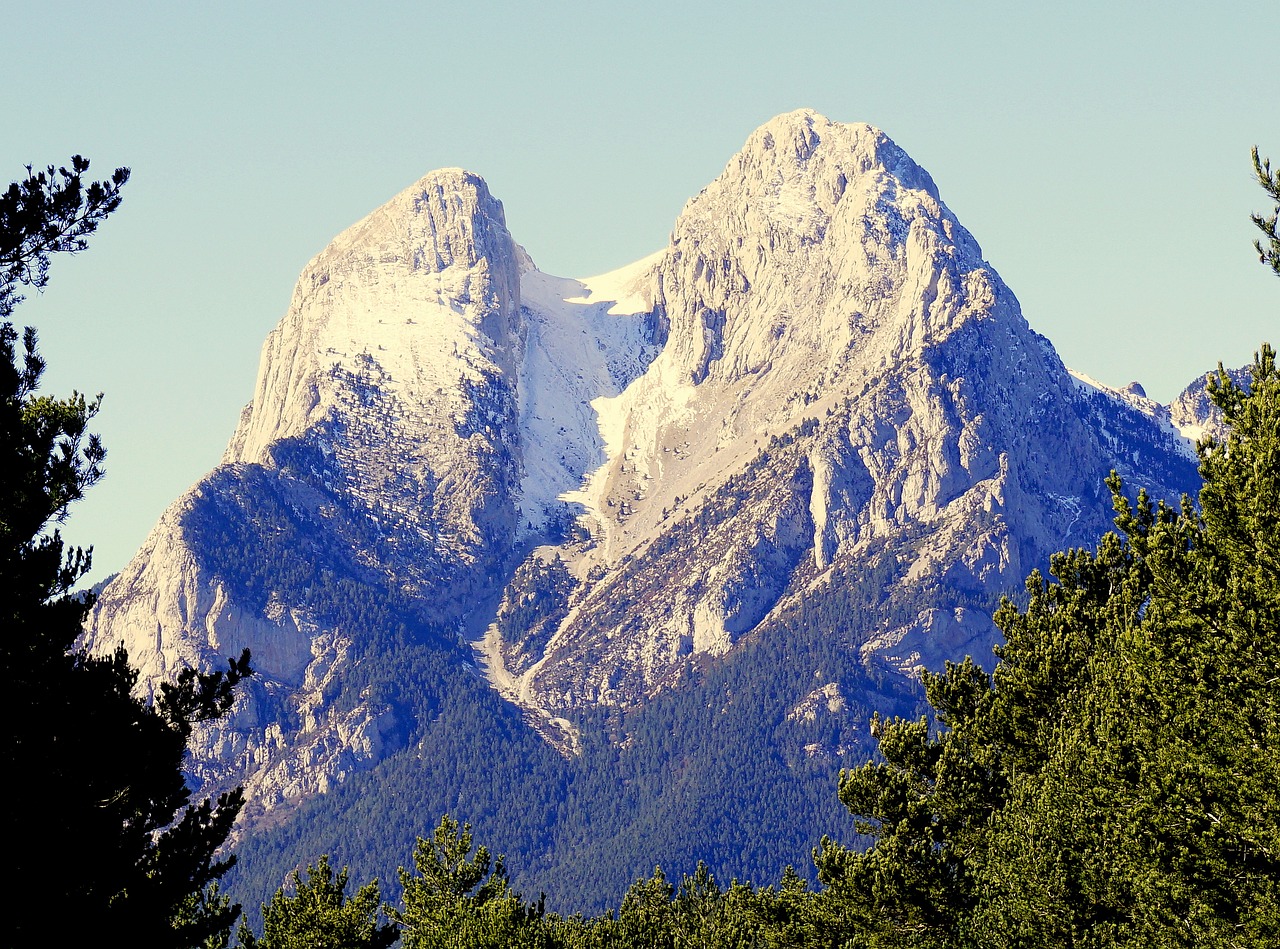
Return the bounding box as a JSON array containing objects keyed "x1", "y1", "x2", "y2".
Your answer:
[
  {"x1": 392, "y1": 814, "x2": 547, "y2": 948},
  {"x1": 238, "y1": 856, "x2": 395, "y2": 949},
  {"x1": 820, "y1": 149, "x2": 1280, "y2": 949},
  {"x1": 1, "y1": 157, "x2": 251, "y2": 948}
]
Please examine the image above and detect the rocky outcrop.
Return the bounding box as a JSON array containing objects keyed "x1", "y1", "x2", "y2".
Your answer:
[
  {"x1": 495, "y1": 111, "x2": 1197, "y2": 708},
  {"x1": 1168, "y1": 364, "x2": 1251, "y2": 446}
]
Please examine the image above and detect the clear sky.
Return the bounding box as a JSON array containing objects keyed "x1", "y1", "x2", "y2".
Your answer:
[{"x1": 6, "y1": 1, "x2": 1276, "y2": 585}]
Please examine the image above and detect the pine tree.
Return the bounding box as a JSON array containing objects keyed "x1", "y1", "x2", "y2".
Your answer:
[
  {"x1": 968, "y1": 154, "x2": 1280, "y2": 948},
  {"x1": 238, "y1": 855, "x2": 396, "y2": 949},
  {"x1": 1252, "y1": 147, "x2": 1280, "y2": 276},
  {"x1": 813, "y1": 656, "x2": 1001, "y2": 948},
  {"x1": 821, "y1": 149, "x2": 1280, "y2": 948},
  {"x1": 392, "y1": 815, "x2": 547, "y2": 948},
  {"x1": 1, "y1": 157, "x2": 252, "y2": 947}
]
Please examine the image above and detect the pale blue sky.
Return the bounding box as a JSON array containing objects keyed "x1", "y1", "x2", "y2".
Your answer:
[{"x1": 6, "y1": 1, "x2": 1276, "y2": 583}]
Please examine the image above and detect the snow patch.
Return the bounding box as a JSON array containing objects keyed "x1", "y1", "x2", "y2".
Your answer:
[
  {"x1": 1068, "y1": 367, "x2": 1199, "y2": 460},
  {"x1": 516, "y1": 256, "x2": 662, "y2": 537}
]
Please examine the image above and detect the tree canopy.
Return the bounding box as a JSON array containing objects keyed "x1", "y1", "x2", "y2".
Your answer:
[
  {"x1": 239, "y1": 855, "x2": 396, "y2": 949},
  {"x1": 813, "y1": 149, "x2": 1280, "y2": 948},
  {"x1": 1, "y1": 156, "x2": 251, "y2": 948}
]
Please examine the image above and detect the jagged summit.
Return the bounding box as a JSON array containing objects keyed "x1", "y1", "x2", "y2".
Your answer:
[
  {"x1": 650, "y1": 108, "x2": 985, "y2": 390},
  {"x1": 732, "y1": 109, "x2": 939, "y2": 201},
  {"x1": 226, "y1": 166, "x2": 521, "y2": 468},
  {"x1": 567, "y1": 109, "x2": 1021, "y2": 573},
  {"x1": 85, "y1": 164, "x2": 534, "y2": 809}
]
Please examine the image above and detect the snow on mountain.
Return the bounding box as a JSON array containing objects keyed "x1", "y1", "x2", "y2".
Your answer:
[
  {"x1": 1067, "y1": 368, "x2": 1200, "y2": 461},
  {"x1": 566, "y1": 112, "x2": 964, "y2": 564},
  {"x1": 82, "y1": 164, "x2": 668, "y2": 813},
  {"x1": 1166, "y1": 364, "x2": 1251, "y2": 446},
  {"x1": 515, "y1": 251, "x2": 664, "y2": 538}
]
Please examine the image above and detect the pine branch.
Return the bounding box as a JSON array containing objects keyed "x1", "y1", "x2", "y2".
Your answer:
[{"x1": 1251, "y1": 147, "x2": 1280, "y2": 278}]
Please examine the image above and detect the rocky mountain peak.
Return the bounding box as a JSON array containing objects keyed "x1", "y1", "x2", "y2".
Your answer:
[
  {"x1": 83, "y1": 113, "x2": 1203, "y2": 850},
  {"x1": 567, "y1": 111, "x2": 1026, "y2": 575},
  {"x1": 319, "y1": 167, "x2": 513, "y2": 278},
  {"x1": 735, "y1": 109, "x2": 939, "y2": 203},
  {"x1": 86, "y1": 166, "x2": 531, "y2": 809},
  {"x1": 647, "y1": 110, "x2": 985, "y2": 393},
  {"x1": 226, "y1": 167, "x2": 521, "y2": 468},
  {"x1": 1168, "y1": 364, "x2": 1251, "y2": 445}
]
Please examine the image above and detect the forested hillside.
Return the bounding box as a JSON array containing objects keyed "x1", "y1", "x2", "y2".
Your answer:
[
  {"x1": 237, "y1": 341, "x2": 1280, "y2": 947},
  {"x1": 223, "y1": 540, "x2": 932, "y2": 915}
]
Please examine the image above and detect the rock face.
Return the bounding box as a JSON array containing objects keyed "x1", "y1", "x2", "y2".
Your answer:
[
  {"x1": 1167, "y1": 364, "x2": 1251, "y2": 446},
  {"x1": 85, "y1": 169, "x2": 534, "y2": 810},
  {"x1": 84, "y1": 111, "x2": 1200, "y2": 826},
  {"x1": 484, "y1": 111, "x2": 1197, "y2": 718}
]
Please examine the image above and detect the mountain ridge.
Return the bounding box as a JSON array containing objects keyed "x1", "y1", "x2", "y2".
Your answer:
[{"x1": 82, "y1": 110, "x2": 1211, "y2": 907}]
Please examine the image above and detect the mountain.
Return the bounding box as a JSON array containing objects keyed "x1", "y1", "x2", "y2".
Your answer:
[{"x1": 83, "y1": 110, "x2": 1204, "y2": 909}]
